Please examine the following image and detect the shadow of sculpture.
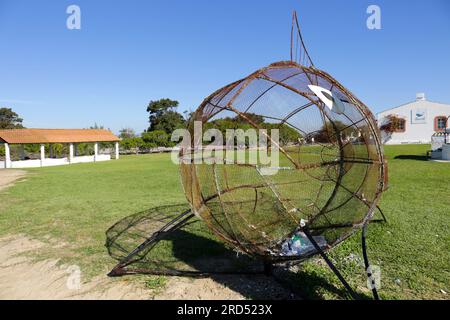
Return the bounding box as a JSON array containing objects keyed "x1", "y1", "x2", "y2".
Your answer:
[{"x1": 105, "y1": 204, "x2": 370, "y2": 300}]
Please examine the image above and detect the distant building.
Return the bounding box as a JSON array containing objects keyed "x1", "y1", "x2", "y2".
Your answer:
[
  {"x1": 0, "y1": 128, "x2": 120, "y2": 169},
  {"x1": 377, "y1": 93, "x2": 450, "y2": 144}
]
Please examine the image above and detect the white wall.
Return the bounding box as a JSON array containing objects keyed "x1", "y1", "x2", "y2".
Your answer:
[
  {"x1": 70, "y1": 155, "x2": 95, "y2": 164},
  {"x1": 1, "y1": 155, "x2": 112, "y2": 169},
  {"x1": 96, "y1": 154, "x2": 111, "y2": 162},
  {"x1": 70, "y1": 155, "x2": 110, "y2": 163},
  {"x1": 377, "y1": 98, "x2": 450, "y2": 144},
  {"x1": 11, "y1": 159, "x2": 42, "y2": 168},
  {"x1": 9, "y1": 158, "x2": 68, "y2": 168},
  {"x1": 44, "y1": 158, "x2": 70, "y2": 167}
]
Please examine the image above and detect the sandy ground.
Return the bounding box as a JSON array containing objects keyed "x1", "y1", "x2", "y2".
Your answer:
[
  {"x1": 0, "y1": 169, "x2": 27, "y2": 192},
  {"x1": 0, "y1": 235, "x2": 151, "y2": 299},
  {"x1": 0, "y1": 234, "x2": 292, "y2": 300},
  {"x1": 0, "y1": 170, "x2": 294, "y2": 300},
  {"x1": 0, "y1": 170, "x2": 149, "y2": 299},
  {"x1": 154, "y1": 276, "x2": 294, "y2": 300}
]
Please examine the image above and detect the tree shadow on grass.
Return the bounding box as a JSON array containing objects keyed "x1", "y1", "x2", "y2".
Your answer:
[
  {"x1": 105, "y1": 204, "x2": 370, "y2": 300},
  {"x1": 394, "y1": 155, "x2": 428, "y2": 161}
]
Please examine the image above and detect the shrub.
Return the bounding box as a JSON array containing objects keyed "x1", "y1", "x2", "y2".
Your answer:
[{"x1": 141, "y1": 130, "x2": 170, "y2": 147}]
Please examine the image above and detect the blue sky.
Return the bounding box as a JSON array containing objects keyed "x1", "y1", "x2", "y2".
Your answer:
[{"x1": 0, "y1": 0, "x2": 449, "y2": 134}]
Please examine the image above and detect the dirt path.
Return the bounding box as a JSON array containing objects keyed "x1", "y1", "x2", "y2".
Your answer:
[
  {"x1": 0, "y1": 169, "x2": 27, "y2": 192},
  {"x1": 154, "y1": 275, "x2": 294, "y2": 300},
  {"x1": 0, "y1": 235, "x2": 153, "y2": 299},
  {"x1": 0, "y1": 235, "x2": 293, "y2": 300},
  {"x1": 0, "y1": 170, "x2": 150, "y2": 299},
  {"x1": 0, "y1": 234, "x2": 296, "y2": 300}
]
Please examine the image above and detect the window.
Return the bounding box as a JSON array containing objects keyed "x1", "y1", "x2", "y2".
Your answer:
[
  {"x1": 395, "y1": 118, "x2": 406, "y2": 132},
  {"x1": 434, "y1": 116, "x2": 448, "y2": 132}
]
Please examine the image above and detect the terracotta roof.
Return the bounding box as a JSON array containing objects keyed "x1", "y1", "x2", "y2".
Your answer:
[{"x1": 0, "y1": 129, "x2": 120, "y2": 144}]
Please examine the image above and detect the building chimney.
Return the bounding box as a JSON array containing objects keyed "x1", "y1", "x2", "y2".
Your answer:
[{"x1": 416, "y1": 93, "x2": 426, "y2": 101}]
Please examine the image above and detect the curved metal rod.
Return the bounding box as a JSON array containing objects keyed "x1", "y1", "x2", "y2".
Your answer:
[
  {"x1": 375, "y1": 205, "x2": 388, "y2": 223},
  {"x1": 108, "y1": 209, "x2": 195, "y2": 275},
  {"x1": 362, "y1": 222, "x2": 380, "y2": 300},
  {"x1": 290, "y1": 11, "x2": 314, "y2": 67},
  {"x1": 302, "y1": 228, "x2": 358, "y2": 300}
]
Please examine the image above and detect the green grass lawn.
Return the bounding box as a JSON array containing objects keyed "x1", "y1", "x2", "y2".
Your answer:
[
  {"x1": 0, "y1": 145, "x2": 448, "y2": 299},
  {"x1": 0, "y1": 153, "x2": 186, "y2": 279}
]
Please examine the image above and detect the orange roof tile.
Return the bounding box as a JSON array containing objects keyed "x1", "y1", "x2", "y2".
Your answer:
[{"x1": 0, "y1": 129, "x2": 120, "y2": 144}]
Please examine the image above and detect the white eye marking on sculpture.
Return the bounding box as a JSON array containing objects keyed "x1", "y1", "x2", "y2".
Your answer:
[{"x1": 308, "y1": 85, "x2": 345, "y2": 114}]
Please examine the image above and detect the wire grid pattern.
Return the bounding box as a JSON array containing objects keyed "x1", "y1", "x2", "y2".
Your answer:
[{"x1": 180, "y1": 61, "x2": 386, "y2": 262}]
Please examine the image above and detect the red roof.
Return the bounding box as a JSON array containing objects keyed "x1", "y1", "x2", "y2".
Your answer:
[{"x1": 0, "y1": 129, "x2": 120, "y2": 144}]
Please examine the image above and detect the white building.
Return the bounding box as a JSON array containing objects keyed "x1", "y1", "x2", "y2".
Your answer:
[
  {"x1": 377, "y1": 93, "x2": 450, "y2": 144},
  {"x1": 0, "y1": 128, "x2": 120, "y2": 169}
]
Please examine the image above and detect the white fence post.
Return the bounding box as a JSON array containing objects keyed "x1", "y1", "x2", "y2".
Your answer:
[
  {"x1": 69, "y1": 143, "x2": 74, "y2": 163},
  {"x1": 40, "y1": 144, "x2": 45, "y2": 167},
  {"x1": 4, "y1": 143, "x2": 11, "y2": 168},
  {"x1": 94, "y1": 142, "x2": 98, "y2": 162}
]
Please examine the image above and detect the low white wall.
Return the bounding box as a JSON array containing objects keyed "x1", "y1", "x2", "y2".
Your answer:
[
  {"x1": 0, "y1": 154, "x2": 114, "y2": 169},
  {"x1": 71, "y1": 155, "x2": 94, "y2": 164},
  {"x1": 384, "y1": 139, "x2": 430, "y2": 145},
  {"x1": 44, "y1": 158, "x2": 69, "y2": 167},
  {"x1": 11, "y1": 159, "x2": 41, "y2": 168},
  {"x1": 96, "y1": 154, "x2": 111, "y2": 162},
  {"x1": 8, "y1": 158, "x2": 70, "y2": 168},
  {"x1": 70, "y1": 155, "x2": 111, "y2": 163}
]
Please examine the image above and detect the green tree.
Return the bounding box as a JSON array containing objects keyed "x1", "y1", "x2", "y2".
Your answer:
[
  {"x1": 313, "y1": 121, "x2": 356, "y2": 143},
  {"x1": 236, "y1": 112, "x2": 265, "y2": 125},
  {"x1": 264, "y1": 123, "x2": 302, "y2": 146},
  {"x1": 142, "y1": 130, "x2": 171, "y2": 148},
  {"x1": 89, "y1": 123, "x2": 105, "y2": 129},
  {"x1": 119, "y1": 128, "x2": 136, "y2": 139},
  {"x1": 0, "y1": 108, "x2": 24, "y2": 129},
  {"x1": 120, "y1": 137, "x2": 144, "y2": 154},
  {"x1": 206, "y1": 114, "x2": 301, "y2": 146},
  {"x1": 146, "y1": 99, "x2": 185, "y2": 134}
]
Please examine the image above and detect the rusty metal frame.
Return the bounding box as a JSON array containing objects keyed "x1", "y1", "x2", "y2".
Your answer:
[{"x1": 107, "y1": 11, "x2": 388, "y2": 300}]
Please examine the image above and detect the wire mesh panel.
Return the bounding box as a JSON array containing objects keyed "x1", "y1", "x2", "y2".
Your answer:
[
  {"x1": 179, "y1": 61, "x2": 386, "y2": 262},
  {"x1": 105, "y1": 204, "x2": 265, "y2": 275}
]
